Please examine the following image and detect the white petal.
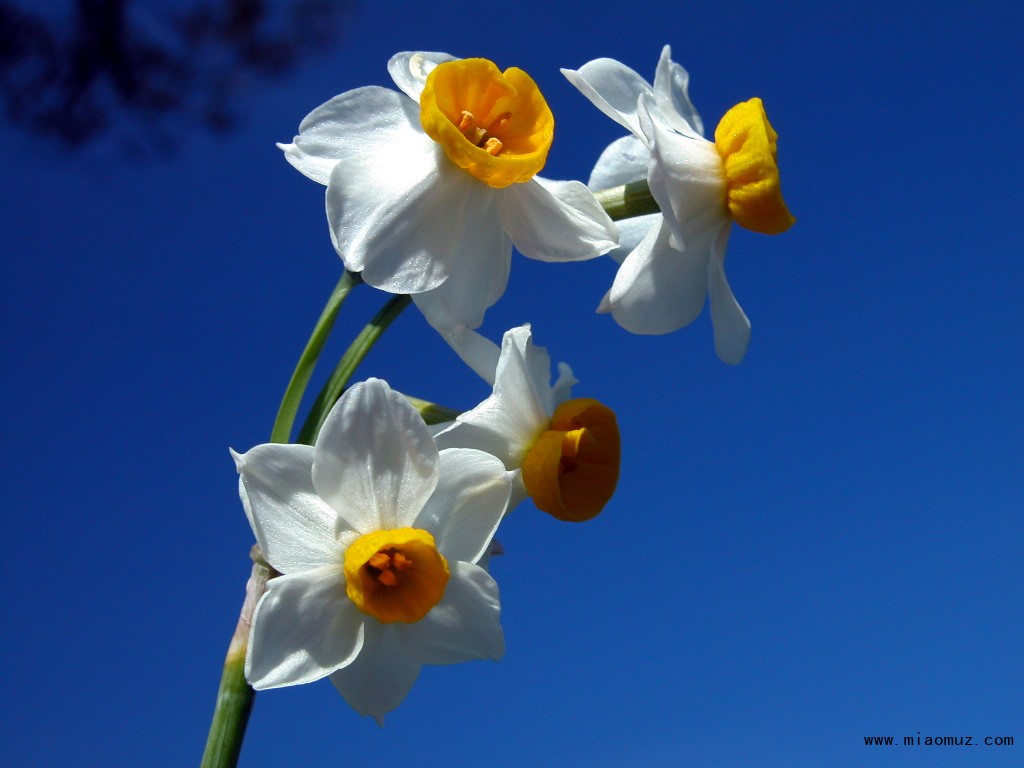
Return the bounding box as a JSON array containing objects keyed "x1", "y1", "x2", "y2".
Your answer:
[
  {"x1": 652, "y1": 45, "x2": 704, "y2": 138},
  {"x1": 278, "y1": 86, "x2": 418, "y2": 186},
  {"x1": 707, "y1": 226, "x2": 751, "y2": 365},
  {"x1": 277, "y1": 143, "x2": 338, "y2": 188},
  {"x1": 588, "y1": 134, "x2": 650, "y2": 190},
  {"x1": 550, "y1": 361, "x2": 577, "y2": 407},
  {"x1": 435, "y1": 325, "x2": 552, "y2": 466},
  {"x1": 414, "y1": 449, "x2": 510, "y2": 564},
  {"x1": 586, "y1": 134, "x2": 658, "y2": 262},
  {"x1": 640, "y1": 95, "x2": 726, "y2": 251},
  {"x1": 609, "y1": 215, "x2": 660, "y2": 264},
  {"x1": 246, "y1": 566, "x2": 364, "y2": 689},
  {"x1": 504, "y1": 324, "x2": 558, "y2": 413},
  {"x1": 607, "y1": 218, "x2": 710, "y2": 335},
  {"x1": 330, "y1": 622, "x2": 421, "y2": 724},
  {"x1": 411, "y1": 224, "x2": 512, "y2": 330},
  {"x1": 492, "y1": 325, "x2": 557, "y2": 426},
  {"x1": 312, "y1": 379, "x2": 439, "y2": 533},
  {"x1": 398, "y1": 561, "x2": 504, "y2": 665},
  {"x1": 387, "y1": 51, "x2": 458, "y2": 101},
  {"x1": 232, "y1": 444, "x2": 341, "y2": 573},
  {"x1": 329, "y1": 151, "x2": 505, "y2": 294},
  {"x1": 433, "y1": 411, "x2": 528, "y2": 470},
  {"x1": 561, "y1": 58, "x2": 652, "y2": 137},
  {"x1": 499, "y1": 178, "x2": 616, "y2": 263},
  {"x1": 433, "y1": 324, "x2": 501, "y2": 386},
  {"x1": 506, "y1": 473, "x2": 529, "y2": 513}
]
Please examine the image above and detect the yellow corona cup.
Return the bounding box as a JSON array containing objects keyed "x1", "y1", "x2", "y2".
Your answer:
[
  {"x1": 420, "y1": 58, "x2": 554, "y2": 188},
  {"x1": 344, "y1": 528, "x2": 450, "y2": 624},
  {"x1": 714, "y1": 97, "x2": 795, "y2": 235},
  {"x1": 521, "y1": 398, "x2": 620, "y2": 522}
]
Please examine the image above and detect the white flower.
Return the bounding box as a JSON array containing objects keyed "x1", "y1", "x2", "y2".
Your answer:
[
  {"x1": 232, "y1": 378, "x2": 511, "y2": 723},
  {"x1": 279, "y1": 51, "x2": 617, "y2": 331},
  {"x1": 435, "y1": 324, "x2": 619, "y2": 523},
  {"x1": 563, "y1": 46, "x2": 794, "y2": 364}
]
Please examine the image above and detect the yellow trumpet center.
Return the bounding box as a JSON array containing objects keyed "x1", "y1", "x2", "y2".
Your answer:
[
  {"x1": 713, "y1": 97, "x2": 795, "y2": 235},
  {"x1": 521, "y1": 398, "x2": 620, "y2": 523},
  {"x1": 343, "y1": 528, "x2": 449, "y2": 624},
  {"x1": 420, "y1": 58, "x2": 554, "y2": 189}
]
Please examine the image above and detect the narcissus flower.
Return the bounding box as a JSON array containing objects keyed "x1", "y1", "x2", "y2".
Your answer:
[
  {"x1": 563, "y1": 46, "x2": 794, "y2": 364},
  {"x1": 435, "y1": 324, "x2": 619, "y2": 522},
  {"x1": 280, "y1": 51, "x2": 617, "y2": 330},
  {"x1": 233, "y1": 378, "x2": 511, "y2": 723}
]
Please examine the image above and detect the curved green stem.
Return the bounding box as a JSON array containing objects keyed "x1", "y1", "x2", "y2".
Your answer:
[
  {"x1": 270, "y1": 270, "x2": 362, "y2": 444},
  {"x1": 593, "y1": 179, "x2": 661, "y2": 221},
  {"x1": 297, "y1": 294, "x2": 412, "y2": 445}
]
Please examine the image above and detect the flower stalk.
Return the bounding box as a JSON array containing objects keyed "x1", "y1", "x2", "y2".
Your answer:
[
  {"x1": 296, "y1": 294, "x2": 412, "y2": 444},
  {"x1": 593, "y1": 179, "x2": 661, "y2": 221},
  {"x1": 270, "y1": 270, "x2": 362, "y2": 444}
]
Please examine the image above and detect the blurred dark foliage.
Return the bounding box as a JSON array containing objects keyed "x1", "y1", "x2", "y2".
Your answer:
[{"x1": 0, "y1": 0, "x2": 351, "y2": 154}]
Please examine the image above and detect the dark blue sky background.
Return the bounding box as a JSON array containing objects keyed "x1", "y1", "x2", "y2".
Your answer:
[{"x1": 3, "y1": 1, "x2": 1022, "y2": 766}]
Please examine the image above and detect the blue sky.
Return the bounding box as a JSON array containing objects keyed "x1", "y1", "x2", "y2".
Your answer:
[{"x1": 2, "y1": 1, "x2": 1022, "y2": 766}]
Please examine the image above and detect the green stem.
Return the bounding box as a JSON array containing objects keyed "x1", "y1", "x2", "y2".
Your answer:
[
  {"x1": 297, "y1": 294, "x2": 412, "y2": 445},
  {"x1": 270, "y1": 270, "x2": 362, "y2": 444},
  {"x1": 200, "y1": 549, "x2": 274, "y2": 768},
  {"x1": 593, "y1": 179, "x2": 661, "y2": 221}
]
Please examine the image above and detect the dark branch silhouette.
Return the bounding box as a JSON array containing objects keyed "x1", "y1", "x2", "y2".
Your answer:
[{"x1": 0, "y1": 0, "x2": 351, "y2": 153}]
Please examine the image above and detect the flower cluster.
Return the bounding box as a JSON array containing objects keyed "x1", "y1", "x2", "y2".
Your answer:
[{"x1": 229, "y1": 46, "x2": 792, "y2": 725}]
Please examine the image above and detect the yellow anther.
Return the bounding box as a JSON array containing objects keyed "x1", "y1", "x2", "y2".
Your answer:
[
  {"x1": 488, "y1": 112, "x2": 511, "y2": 132},
  {"x1": 483, "y1": 137, "x2": 503, "y2": 156},
  {"x1": 367, "y1": 551, "x2": 392, "y2": 572}
]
